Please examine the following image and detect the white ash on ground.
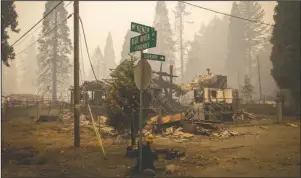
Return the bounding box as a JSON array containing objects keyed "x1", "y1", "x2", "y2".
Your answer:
[{"x1": 62, "y1": 113, "x2": 117, "y2": 136}]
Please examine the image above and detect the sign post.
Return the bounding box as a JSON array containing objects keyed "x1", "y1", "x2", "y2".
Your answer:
[
  {"x1": 130, "y1": 22, "x2": 165, "y2": 172},
  {"x1": 138, "y1": 51, "x2": 144, "y2": 172}
]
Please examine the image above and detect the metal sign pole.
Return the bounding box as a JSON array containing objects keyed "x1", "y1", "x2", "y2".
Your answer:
[{"x1": 139, "y1": 50, "x2": 144, "y2": 172}]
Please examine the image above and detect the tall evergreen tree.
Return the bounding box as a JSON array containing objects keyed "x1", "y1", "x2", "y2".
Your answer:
[
  {"x1": 238, "y1": 2, "x2": 267, "y2": 84},
  {"x1": 184, "y1": 16, "x2": 229, "y2": 83},
  {"x1": 148, "y1": 1, "x2": 175, "y2": 72},
  {"x1": 183, "y1": 24, "x2": 206, "y2": 83},
  {"x1": 20, "y1": 36, "x2": 38, "y2": 94},
  {"x1": 37, "y1": 1, "x2": 72, "y2": 100},
  {"x1": 174, "y1": 2, "x2": 191, "y2": 82},
  {"x1": 202, "y1": 16, "x2": 229, "y2": 75},
  {"x1": 256, "y1": 33, "x2": 278, "y2": 99},
  {"x1": 103, "y1": 32, "x2": 117, "y2": 79},
  {"x1": 120, "y1": 30, "x2": 135, "y2": 63},
  {"x1": 226, "y1": 2, "x2": 267, "y2": 88},
  {"x1": 270, "y1": 1, "x2": 300, "y2": 111},
  {"x1": 90, "y1": 46, "x2": 104, "y2": 80},
  {"x1": 226, "y1": 2, "x2": 248, "y2": 88},
  {"x1": 1, "y1": 1, "x2": 19, "y2": 66}
]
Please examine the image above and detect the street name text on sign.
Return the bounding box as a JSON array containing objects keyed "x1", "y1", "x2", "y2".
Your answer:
[
  {"x1": 130, "y1": 31, "x2": 157, "y2": 53},
  {"x1": 131, "y1": 22, "x2": 155, "y2": 34},
  {"x1": 142, "y1": 53, "x2": 165, "y2": 62}
]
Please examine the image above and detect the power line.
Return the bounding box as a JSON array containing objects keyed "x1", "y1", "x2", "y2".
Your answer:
[
  {"x1": 11, "y1": 1, "x2": 64, "y2": 47},
  {"x1": 14, "y1": 1, "x2": 73, "y2": 48},
  {"x1": 79, "y1": 29, "x2": 86, "y2": 80},
  {"x1": 15, "y1": 14, "x2": 73, "y2": 57},
  {"x1": 79, "y1": 16, "x2": 99, "y2": 82},
  {"x1": 79, "y1": 30, "x2": 85, "y2": 83},
  {"x1": 182, "y1": 1, "x2": 275, "y2": 27}
]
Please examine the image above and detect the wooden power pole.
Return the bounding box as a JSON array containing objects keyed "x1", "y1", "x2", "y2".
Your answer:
[
  {"x1": 52, "y1": 10, "x2": 58, "y2": 101},
  {"x1": 74, "y1": 0, "x2": 80, "y2": 147},
  {"x1": 257, "y1": 56, "x2": 262, "y2": 102}
]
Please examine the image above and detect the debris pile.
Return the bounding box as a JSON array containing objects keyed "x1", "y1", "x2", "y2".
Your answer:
[
  {"x1": 62, "y1": 111, "x2": 72, "y2": 120},
  {"x1": 158, "y1": 122, "x2": 242, "y2": 140},
  {"x1": 164, "y1": 127, "x2": 194, "y2": 140},
  {"x1": 98, "y1": 125, "x2": 117, "y2": 136},
  {"x1": 165, "y1": 164, "x2": 181, "y2": 174},
  {"x1": 286, "y1": 123, "x2": 299, "y2": 128},
  {"x1": 195, "y1": 123, "x2": 242, "y2": 138},
  {"x1": 233, "y1": 110, "x2": 271, "y2": 121}
]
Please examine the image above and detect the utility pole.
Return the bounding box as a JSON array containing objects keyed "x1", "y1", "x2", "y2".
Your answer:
[
  {"x1": 179, "y1": 11, "x2": 183, "y2": 83},
  {"x1": 52, "y1": 10, "x2": 58, "y2": 102},
  {"x1": 257, "y1": 56, "x2": 262, "y2": 102},
  {"x1": 73, "y1": 0, "x2": 80, "y2": 147},
  {"x1": 237, "y1": 71, "x2": 240, "y2": 89}
]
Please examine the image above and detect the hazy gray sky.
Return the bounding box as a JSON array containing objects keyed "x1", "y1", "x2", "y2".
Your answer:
[{"x1": 8, "y1": 1, "x2": 276, "y2": 76}]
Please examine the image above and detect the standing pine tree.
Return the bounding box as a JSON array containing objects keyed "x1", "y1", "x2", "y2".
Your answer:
[
  {"x1": 183, "y1": 24, "x2": 206, "y2": 83},
  {"x1": 20, "y1": 36, "x2": 38, "y2": 94},
  {"x1": 148, "y1": 1, "x2": 175, "y2": 72},
  {"x1": 270, "y1": 1, "x2": 300, "y2": 112},
  {"x1": 103, "y1": 32, "x2": 117, "y2": 79},
  {"x1": 238, "y1": 2, "x2": 268, "y2": 84},
  {"x1": 174, "y1": 1, "x2": 192, "y2": 82},
  {"x1": 37, "y1": 1, "x2": 72, "y2": 100},
  {"x1": 120, "y1": 30, "x2": 135, "y2": 63},
  {"x1": 90, "y1": 46, "x2": 104, "y2": 80},
  {"x1": 1, "y1": 1, "x2": 20, "y2": 66},
  {"x1": 226, "y1": 2, "x2": 248, "y2": 88},
  {"x1": 202, "y1": 16, "x2": 229, "y2": 75},
  {"x1": 256, "y1": 32, "x2": 278, "y2": 99},
  {"x1": 241, "y1": 75, "x2": 254, "y2": 103}
]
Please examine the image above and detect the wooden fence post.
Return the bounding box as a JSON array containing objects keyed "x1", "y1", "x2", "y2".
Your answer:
[{"x1": 276, "y1": 99, "x2": 283, "y2": 124}]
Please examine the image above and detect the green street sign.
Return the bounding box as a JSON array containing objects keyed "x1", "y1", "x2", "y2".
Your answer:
[
  {"x1": 131, "y1": 22, "x2": 155, "y2": 34},
  {"x1": 142, "y1": 53, "x2": 165, "y2": 62},
  {"x1": 130, "y1": 31, "x2": 157, "y2": 53}
]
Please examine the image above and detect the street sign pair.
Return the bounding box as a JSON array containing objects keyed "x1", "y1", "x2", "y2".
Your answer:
[
  {"x1": 131, "y1": 22, "x2": 166, "y2": 90},
  {"x1": 130, "y1": 22, "x2": 165, "y2": 62}
]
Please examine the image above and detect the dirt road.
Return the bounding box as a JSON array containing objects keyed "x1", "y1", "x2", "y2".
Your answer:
[{"x1": 2, "y1": 116, "x2": 300, "y2": 177}]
